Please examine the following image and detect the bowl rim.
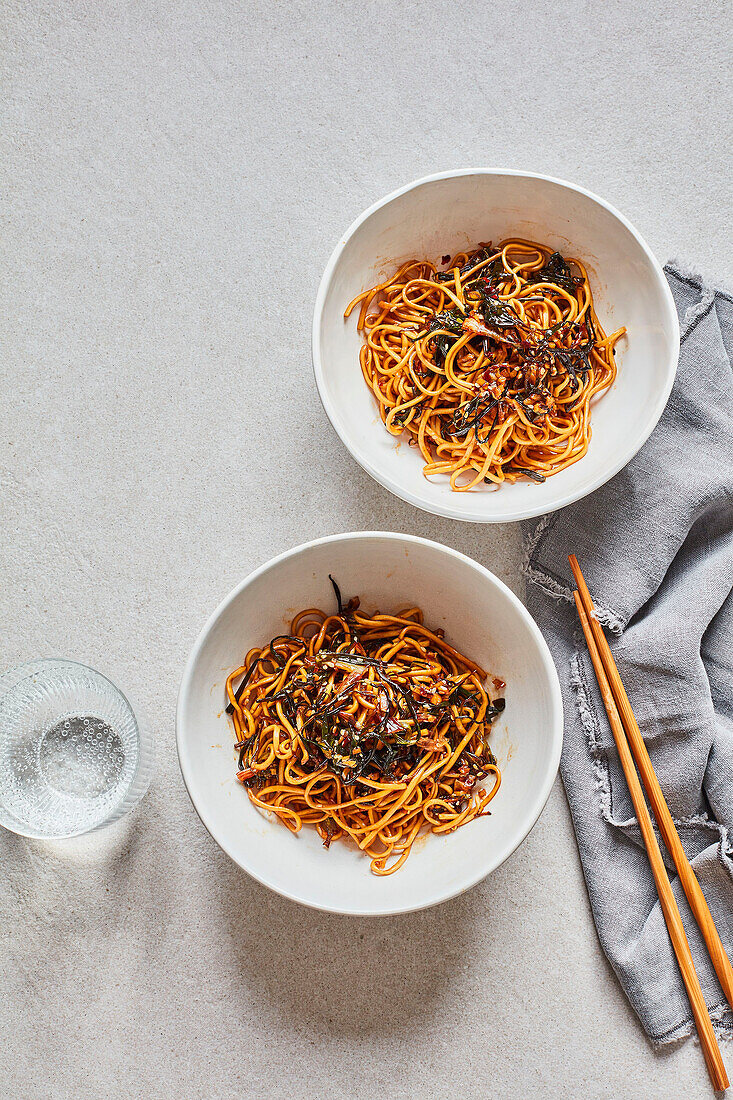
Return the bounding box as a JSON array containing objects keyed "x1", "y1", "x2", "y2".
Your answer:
[
  {"x1": 176, "y1": 530, "x2": 564, "y2": 915},
  {"x1": 311, "y1": 167, "x2": 680, "y2": 524}
]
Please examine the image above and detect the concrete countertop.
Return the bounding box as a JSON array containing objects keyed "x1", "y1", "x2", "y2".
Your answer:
[{"x1": 2, "y1": 2, "x2": 730, "y2": 1097}]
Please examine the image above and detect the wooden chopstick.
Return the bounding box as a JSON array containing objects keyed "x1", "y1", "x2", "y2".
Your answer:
[
  {"x1": 572, "y1": 591, "x2": 728, "y2": 1091},
  {"x1": 569, "y1": 554, "x2": 733, "y2": 1014}
]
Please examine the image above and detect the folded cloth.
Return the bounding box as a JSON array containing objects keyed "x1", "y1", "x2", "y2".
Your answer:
[{"x1": 522, "y1": 265, "x2": 733, "y2": 1046}]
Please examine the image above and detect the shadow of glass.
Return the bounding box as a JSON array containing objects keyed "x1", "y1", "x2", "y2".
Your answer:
[
  {"x1": 0, "y1": 786, "x2": 173, "y2": 978},
  {"x1": 1, "y1": 796, "x2": 144, "y2": 865}
]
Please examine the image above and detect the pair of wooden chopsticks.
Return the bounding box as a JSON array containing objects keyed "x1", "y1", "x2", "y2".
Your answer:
[{"x1": 569, "y1": 555, "x2": 732, "y2": 1093}]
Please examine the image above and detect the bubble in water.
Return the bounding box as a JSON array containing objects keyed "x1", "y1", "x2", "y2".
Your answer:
[{"x1": 40, "y1": 716, "x2": 125, "y2": 798}]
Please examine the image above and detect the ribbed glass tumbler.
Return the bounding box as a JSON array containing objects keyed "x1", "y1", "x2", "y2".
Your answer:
[{"x1": 0, "y1": 659, "x2": 153, "y2": 838}]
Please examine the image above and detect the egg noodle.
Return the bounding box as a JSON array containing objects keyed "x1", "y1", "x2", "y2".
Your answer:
[
  {"x1": 225, "y1": 582, "x2": 503, "y2": 875},
  {"x1": 345, "y1": 239, "x2": 626, "y2": 489}
]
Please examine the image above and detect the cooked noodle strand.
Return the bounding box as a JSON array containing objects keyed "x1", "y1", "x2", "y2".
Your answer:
[
  {"x1": 225, "y1": 592, "x2": 504, "y2": 875},
  {"x1": 345, "y1": 239, "x2": 626, "y2": 488}
]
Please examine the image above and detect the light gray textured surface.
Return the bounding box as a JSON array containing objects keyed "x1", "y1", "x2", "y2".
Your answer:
[{"x1": 1, "y1": 2, "x2": 730, "y2": 1098}]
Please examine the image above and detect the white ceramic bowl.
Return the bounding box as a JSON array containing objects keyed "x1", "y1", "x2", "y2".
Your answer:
[
  {"x1": 176, "y1": 532, "x2": 563, "y2": 915},
  {"x1": 312, "y1": 170, "x2": 679, "y2": 523}
]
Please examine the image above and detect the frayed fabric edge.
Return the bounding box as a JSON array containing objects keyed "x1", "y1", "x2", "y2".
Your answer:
[
  {"x1": 523, "y1": 559, "x2": 574, "y2": 604},
  {"x1": 522, "y1": 515, "x2": 574, "y2": 603},
  {"x1": 664, "y1": 261, "x2": 719, "y2": 341},
  {"x1": 522, "y1": 512, "x2": 553, "y2": 562},
  {"x1": 666, "y1": 259, "x2": 733, "y2": 311},
  {"x1": 522, "y1": 518, "x2": 625, "y2": 633},
  {"x1": 590, "y1": 604, "x2": 625, "y2": 635},
  {"x1": 652, "y1": 1006, "x2": 733, "y2": 1049},
  {"x1": 569, "y1": 649, "x2": 613, "y2": 818}
]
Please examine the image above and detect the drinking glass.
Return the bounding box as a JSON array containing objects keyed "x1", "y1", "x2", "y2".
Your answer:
[{"x1": 0, "y1": 658, "x2": 153, "y2": 838}]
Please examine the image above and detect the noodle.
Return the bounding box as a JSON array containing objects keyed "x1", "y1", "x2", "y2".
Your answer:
[
  {"x1": 345, "y1": 239, "x2": 626, "y2": 489},
  {"x1": 224, "y1": 583, "x2": 504, "y2": 875}
]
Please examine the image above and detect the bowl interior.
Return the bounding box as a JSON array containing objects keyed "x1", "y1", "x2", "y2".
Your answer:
[
  {"x1": 315, "y1": 172, "x2": 678, "y2": 522},
  {"x1": 177, "y1": 534, "x2": 562, "y2": 914}
]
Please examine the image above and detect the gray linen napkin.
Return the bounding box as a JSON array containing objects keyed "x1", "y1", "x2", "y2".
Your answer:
[{"x1": 522, "y1": 265, "x2": 733, "y2": 1046}]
